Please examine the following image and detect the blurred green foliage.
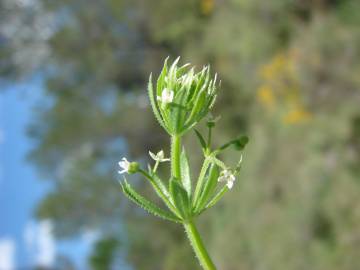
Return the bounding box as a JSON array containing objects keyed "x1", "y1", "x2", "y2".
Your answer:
[
  {"x1": 2, "y1": 0, "x2": 360, "y2": 269},
  {"x1": 89, "y1": 237, "x2": 119, "y2": 270}
]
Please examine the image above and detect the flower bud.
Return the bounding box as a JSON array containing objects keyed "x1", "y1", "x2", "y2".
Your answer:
[
  {"x1": 128, "y1": 162, "x2": 139, "y2": 174},
  {"x1": 148, "y1": 57, "x2": 219, "y2": 136}
]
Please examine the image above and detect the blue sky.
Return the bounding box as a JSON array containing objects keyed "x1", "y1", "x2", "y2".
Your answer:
[{"x1": 0, "y1": 77, "x2": 92, "y2": 269}]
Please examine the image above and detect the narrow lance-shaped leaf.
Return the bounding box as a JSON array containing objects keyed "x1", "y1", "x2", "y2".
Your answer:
[
  {"x1": 205, "y1": 186, "x2": 228, "y2": 210},
  {"x1": 194, "y1": 129, "x2": 207, "y2": 149},
  {"x1": 191, "y1": 66, "x2": 207, "y2": 101},
  {"x1": 194, "y1": 164, "x2": 220, "y2": 213},
  {"x1": 139, "y1": 170, "x2": 180, "y2": 217},
  {"x1": 176, "y1": 63, "x2": 191, "y2": 77},
  {"x1": 208, "y1": 94, "x2": 217, "y2": 111},
  {"x1": 148, "y1": 74, "x2": 169, "y2": 133},
  {"x1": 170, "y1": 87, "x2": 187, "y2": 133},
  {"x1": 192, "y1": 157, "x2": 211, "y2": 206},
  {"x1": 152, "y1": 173, "x2": 170, "y2": 199},
  {"x1": 185, "y1": 90, "x2": 206, "y2": 127},
  {"x1": 120, "y1": 180, "x2": 181, "y2": 223},
  {"x1": 196, "y1": 185, "x2": 228, "y2": 216},
  {"x1": 180, "y1": 148, "x2": 191, "y2": 196},
  {"x1": 169, "y1": 178, "x2": 191, "y2": 220},
  {"x1": 156, "y1": 57, "x2": 168, "y2": 97},
  {"x1": 168, "y1": 56, "x2": 180, "y2": 90},
  {"x1": 179, "y1": 81, "x2": 194, "y2": 128}
]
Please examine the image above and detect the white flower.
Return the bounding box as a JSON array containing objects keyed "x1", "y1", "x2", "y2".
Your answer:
[
  {"x1": 218, "y1": 170, "x2": 236, "y2": 189},
  {"x1": 157, "y1": 88, "x2": 174, "y2": 105},
  {"x1": 118, "y1": 158, "x2": 131, "y2": 174},
  {"x1": 149, "y1": 150, "x2": 170, "y2": 162}
]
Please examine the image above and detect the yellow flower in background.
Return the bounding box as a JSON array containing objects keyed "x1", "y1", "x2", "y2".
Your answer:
[
  {"x1": 283, "y1": 106, "x2": 312, "y2": 124},
  {"x1": 200, "y1": 0, "x2": 214, "y2": 16},
  {"x1": 257, "y1": 85, "x2": 275, "y2": 108},
  {"x1": 259, "y1": 51, "x2": 296, "y2": 82},
  {"x1": 257, "y1": 49, "x2": 312, "y2": 124},
  {"x1": 260, "y1": 53, "x2": 285, "y2": 80}
]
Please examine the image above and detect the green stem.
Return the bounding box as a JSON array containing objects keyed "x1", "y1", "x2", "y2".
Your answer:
[
  {"x1": 184, "y1": 220, "x2": 217, "y2": 270},
  {"x1": 171, "y1": 135, "x2": 181, "y2": 179},
  {"x1": 207, "y1": 127, "x2": 212, "y2": 148},
  {"x1": 171, "y1": 135, "x2": 216, "y2": 269},
  {"x1": 153, "y1": 161, "x2": 159, "y2": 173},
  {"x1": 193, "y1": 157, "x2": 211, "y2": 205}
]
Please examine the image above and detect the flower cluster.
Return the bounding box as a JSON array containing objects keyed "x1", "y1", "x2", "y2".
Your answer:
[
  {"x1": 218, "y1": 170, "x2": 236, "y2": 189},
  {"x1": 119, "y1": 158, "x2": 238, "y2": 189},
  {"x1": 148, "y1": 57, "x2": 219, "y2": 136}
]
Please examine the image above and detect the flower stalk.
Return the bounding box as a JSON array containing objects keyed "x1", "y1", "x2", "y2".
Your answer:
[{"x1": 171, "y1": 135, "x2": 181, "y2": 179}]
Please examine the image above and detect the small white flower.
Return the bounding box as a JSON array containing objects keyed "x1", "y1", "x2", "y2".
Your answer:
[
  {"x1": 157, "y1": 88, "x2": 174, "y2": 105},
  {"x1": 149, "y1": 150, "x2": 170, "y2": 162},
  {"x1": 218, "y1": 169, "x2": 236, "y2": 189},
  {"x1": 118, "y1": 158, "x2": 131, "y2": 174}
]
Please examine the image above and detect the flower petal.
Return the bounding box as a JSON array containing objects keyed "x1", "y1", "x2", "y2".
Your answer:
[
  {"x1": 157, "y1": 150, "x2": 165, "y2": 159},
  {"x1": 227, "y1": 181, "x2": 234, "y2": 189},
  {"x1": 149, "y1": 151, "x2": 157, "y2": 161}
]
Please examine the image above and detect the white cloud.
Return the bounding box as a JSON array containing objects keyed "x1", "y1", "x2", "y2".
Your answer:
[
  {"x1": 23, "y1": 220, "x2": 55, "y2": 268},
  {"x1": 0, "y1": 238, "x2": 15, "y2": 270},
  {"x1": 36, "y1": 221, "x2": 55, "y2": 267},
  {"x1": 24, "y1": 221, "x2": 36, "y2": 251},
  {"x1": 82, "y1": 230, "x2": 99, "y2": 244}
]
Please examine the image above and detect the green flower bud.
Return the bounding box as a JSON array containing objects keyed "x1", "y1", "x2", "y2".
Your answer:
[
  {"x1": 128, "y1": 162, "x2": 139, "y2": 174},
  {"x1": 118, "y1": 158, "x2": 139, "y2": 175},
  {"x1": 148, "y1": 57, "x2": 219, "y2": 136}
]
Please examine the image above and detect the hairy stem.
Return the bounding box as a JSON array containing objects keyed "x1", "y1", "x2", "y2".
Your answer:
[
  {"x1": 171, "y1": 135, "x2": 216, "y2": 269},
  {"x1": 184, "y1": 220, "x2": 217, "y2": 270},
  {"x1": 171, "y1": 135, "x2": 181, "y2": 179},
  {"x1": 207, "y1": 127, "x2": 212, "y2": 148}
]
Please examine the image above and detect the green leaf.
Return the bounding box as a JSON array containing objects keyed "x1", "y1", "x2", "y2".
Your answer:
[
  {"x1": 196, "y1": 185, "x2": 228, "y2": 216},
  {"x1": 180, "y1": 148, "x2": 191, "y2": 196},
  {"x1": 185, "y1": 90, "x2": 206, "y2": 126},
  {"x1": 176, "y1": 63, "x2": 191, "y2": 76},
  {"x1": 138, "y1": 170, "x2": 180, "y2": 217},
  {"x1": 168, "y1": 56, "x2": 180, "y2": 89},
  {"x1": 169, "y1": 178, "x2": 191, "y2": 219},
  {"x1": 148, "y1": 74, "x2": 169, "y2": 133},
  {"x1": 192, "y1": 157, "x2": 211, "y2": 206},
  {"x1": 168, "y1": 102, "x2": 187, "y2": 110},
  {"x1": 121, "y1": 180, "x2": 181, "y2": 223},
  {"x1": 219, "y1": 135, "x2": 249, "y2": 151},
  {"x1": 170, "y1": 87, "x2": 187, "y2": 133},
  {"x1": 207, "y1": 93, "x2": 217, "y2": 111},
  {"x1": 156, "y1": 57, "x2": 168, "y2": 97},
  {"x1": 194, "y1": 129, "x2": 207, "y2": 149},
  {"x1": 152, "y1": 173, "x2": 170, "y2": 199},
  {"x1": 194, "y1": 164, "x2": 219, "y2": 212},
  {"x1": 206, "y1": 186, "x2": 228, "y2": 209}
]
